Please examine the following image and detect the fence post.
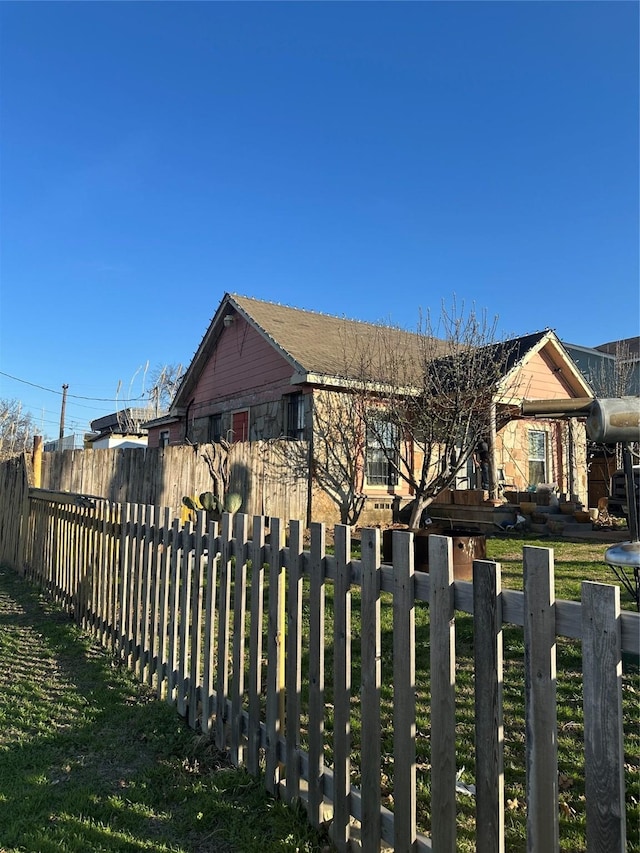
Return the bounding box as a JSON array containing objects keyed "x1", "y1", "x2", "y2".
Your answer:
[
  {"x1": 582, "y1": 581, "x2": 627, "y2": 853},
  {"x1": 429, "y1": 533, "x2": 457, "y2": 853},
  {"x1": 474, "y1": 558, "x2": 505, "y2": 853},
  {"x1": 392, "y1": 529, "x2": 416, "y2": 851},
  {"x1": 523, "y1": 546, "x2": 558, "y2": 852}
]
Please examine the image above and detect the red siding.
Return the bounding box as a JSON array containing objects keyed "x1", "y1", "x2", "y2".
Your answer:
[{"x1": 192, "y1": 318, "x2": 294, "y2": 405}]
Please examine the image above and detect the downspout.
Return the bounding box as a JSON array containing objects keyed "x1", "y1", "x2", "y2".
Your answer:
[{"x1": 184, "y1": 399, "x2": 194, "y2": 444}]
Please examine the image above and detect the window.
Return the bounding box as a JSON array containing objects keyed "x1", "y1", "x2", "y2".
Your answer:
[
  {"x1": 208, "y1": 414, "x2": 222, "y2": 443},
  {"x1": 159, "y1": 430, "x2": 170, "y2": 449},
  {"x1": 528, "y1": 430, "x2": 547, "y2": 485},
  {"x1": 286, "y1": 393, "x2": 305, "y2": 440},
  {"x1": 366, "y1": 417, "x2": 399, "y2": 486}
]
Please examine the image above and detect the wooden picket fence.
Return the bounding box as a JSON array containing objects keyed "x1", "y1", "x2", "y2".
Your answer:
[{"x1": 2, "y1": 484, "x2": 639, "y2": 851}]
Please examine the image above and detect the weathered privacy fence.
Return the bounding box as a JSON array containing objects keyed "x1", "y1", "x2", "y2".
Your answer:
[
  {"x1": 3, "y1": 486, "x2": 639, "y2": 852},
  {"x1": 38, "y1": 441, "x2": 309, "y2": 523}
]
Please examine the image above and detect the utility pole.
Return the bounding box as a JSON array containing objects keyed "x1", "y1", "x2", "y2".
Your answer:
[{"x1": 59, "y1": 384, "x2": 69, "y2": 440}]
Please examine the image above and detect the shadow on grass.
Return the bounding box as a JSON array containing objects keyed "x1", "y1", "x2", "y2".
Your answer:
[{"x1": 0, "y1": 566, "x2": 330, "y2": 853}]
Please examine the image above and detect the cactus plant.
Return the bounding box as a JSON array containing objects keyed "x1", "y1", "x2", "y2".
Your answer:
[
  {"x1": 224, "y1": 492, "x2": 242, "y2": 514},
  {"x1": 198, "y1": 491, "x2": 218, "y2": 513},
  {"x1": 181, "y1": 490, "x2": 241, "y2": 525}
]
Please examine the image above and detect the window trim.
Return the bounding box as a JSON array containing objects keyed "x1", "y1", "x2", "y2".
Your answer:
[
  {"x1": 528, "y1": 428, "x2": 547, "y2": 486},
  {"x1": 365, "y1": 415, "x2": 399, "y2": 487}
]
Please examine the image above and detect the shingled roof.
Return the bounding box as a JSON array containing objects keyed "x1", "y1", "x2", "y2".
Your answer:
[
  {"x1": 173, "y1": 293, "x2": 591, "y2": 407},
  {"x1": 229, "y1": 293, "x2": 434, "y2": 380}
]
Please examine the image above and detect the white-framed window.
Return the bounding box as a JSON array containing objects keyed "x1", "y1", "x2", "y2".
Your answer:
[
  {"x1": 159, "y1": 430, "x2": 170, "y2": 449},
  {"x1": 366, "y1": 416, "x2": 399, "y2": 486},
  {"x1": 528, "y1": 429, "x2": 547, "y2": 486}
]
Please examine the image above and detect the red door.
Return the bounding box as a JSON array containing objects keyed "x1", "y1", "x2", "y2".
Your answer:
[{"x1": 232, "y1": 410, "x2": 248, "y2": 442}]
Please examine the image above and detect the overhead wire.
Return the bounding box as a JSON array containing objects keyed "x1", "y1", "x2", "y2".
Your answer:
[{"x1": 0, "y1": 370, "x2": 147, "y2": 403}]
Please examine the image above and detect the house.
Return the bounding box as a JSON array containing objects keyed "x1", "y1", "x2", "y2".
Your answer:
[
  {"x1": 144, "y1": 293, "x2": 595, "y2": 526},
  {"x1": 87, "y1": 408, "x2": 155, "y2": 450}
]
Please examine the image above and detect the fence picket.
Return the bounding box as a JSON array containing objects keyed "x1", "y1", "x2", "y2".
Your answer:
[
  {"x1": 200, "y1": 520, "x2": 219, "y2": 731},
  {"x1": 360, "y1": 528, "x2": 382, "y2": 852},
  {"x1": 148, "y1": 506, "x2": 163, "y2": 686},
  {"x1": 139, "y1": 505, "x2": 154, "y2": 681},
  {"x1": 118, "y1": 504, "x2": 133, "y2": 661},
  {"x1": 523, "y1": 545, "x2": 558, "y2": 852},
  {"x1": 429, "y1": 534, "x2": 457, "y2": 853},
  {"x1": 392, "y1": 529, "x2": 417, "y2": 851},
  {"x1": 156, "y1": 507, "x2": 171, "y2": 695},
  {"x1": 332, "y1": 524, "x2": 352, "y2": 851},
  {"x1": 247, "y1": 516, "x2": 266, "y2": 775},
  {"x1": 215, "y1": 513, "x2": 233, "y2": 751},
  {"x1": 473, "y1": 559, "x2": 505, "y2": 853},
  {"x1": 582, "y1": 581, "x2": 627, "y2": 853},
  {"x1": 308, "y1": 521, "x2": 326, "y2": 827},
  {"x1": 286, "y1": 519, "x2": 304, "y2": 803},
  {"x1": 178, "y1": 520, "x2": 193, "y2": 718},
  {"x1": 167, "y1": 517, "x2": 181, "y2": 704},
  {"x1": 265, "y1": 517, "x2": 284, "y2": 793},
  {"x1": 189, "y1": 512, "x2": 205, "y2": 729},
  {"x1": 230, "y1": 512, "x2": 248, "y2": 764},
  {"x1": 97, "y1": 502, "x2": 108, "y2": 644}
]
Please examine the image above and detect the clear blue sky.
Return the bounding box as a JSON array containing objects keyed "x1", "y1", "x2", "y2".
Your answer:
[{"x1": 1, "y1": 1, "x2": 638, "y2": 441}]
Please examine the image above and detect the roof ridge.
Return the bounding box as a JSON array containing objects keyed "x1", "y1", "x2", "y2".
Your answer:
[{"x1": 229, "y1": 292, "x2": 411, "y2": 332}]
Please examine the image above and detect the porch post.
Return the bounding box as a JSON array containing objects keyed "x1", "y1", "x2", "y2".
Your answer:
[{"x1": 488, "y1": 401, "x2": 499, "y2": 501}]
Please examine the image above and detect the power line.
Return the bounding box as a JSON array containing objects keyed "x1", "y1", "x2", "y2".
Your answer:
[{"x1": 0, "y1": 371, "x2": 147, "y2": 403}]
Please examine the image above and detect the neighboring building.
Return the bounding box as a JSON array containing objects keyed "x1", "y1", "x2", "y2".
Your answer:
[
  {"x1": 87, "y1": 408, "x2": 157, "y2": 450},
  {"x1": 43, "y1": 435, "x2": 85, "y2": 452},
  {"x1": 564, "y1": 336, "x2": 640, "y2": 398},
  {"x1": 144, "y1": 293, "x2": 595, "y2": 524},
  {"x1": 564, "y1": 336, "x2": 640, "y2": 507}
]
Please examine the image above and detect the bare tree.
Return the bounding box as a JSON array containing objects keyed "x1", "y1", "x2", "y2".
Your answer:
[
  {"x1": 310, "y1": 388, "x2": 367, "y2": 525},
  {"x1": 148, "y1": 363, "x2": 184, "y2": 416},
  {"x1": 351, "y1": 302, "x2": 515, "y2": 529},
  {"x1": 0, "y1": 399, "x2": 37, "y2": 462},
  {"x1": 590, "y1": 339, "x2": 638, "y2": 400}
]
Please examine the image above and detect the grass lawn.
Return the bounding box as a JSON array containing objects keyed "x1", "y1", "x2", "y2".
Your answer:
[{"x1": 0, "y1": 564, "x2": 332, "y2": 853}]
